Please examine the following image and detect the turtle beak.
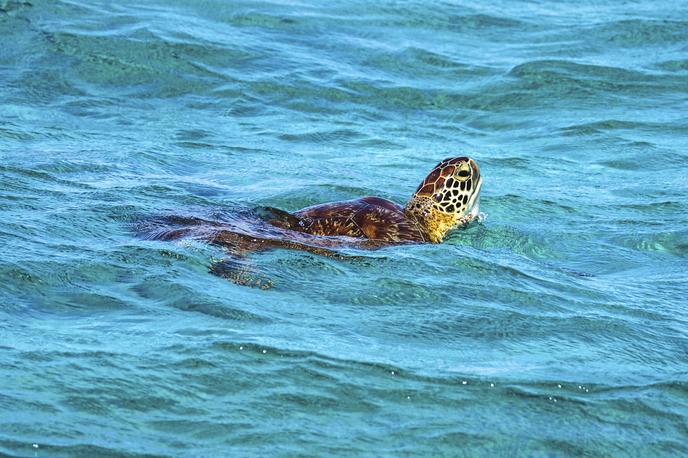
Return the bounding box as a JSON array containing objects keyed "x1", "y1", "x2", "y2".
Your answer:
[
  {"x1": 468, "y1": 176, "x2": 483, "y2": 216},
  {"x1": 466, "y1": 172, "x2": 483, "y2": 218},
  {"x1": 470, "y1": 158, "x2": 481, "y2": 183}
]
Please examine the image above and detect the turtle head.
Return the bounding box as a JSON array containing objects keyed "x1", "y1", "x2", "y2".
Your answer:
[{"x1": 404, "y1": 157, "x2": 482, "y2": 243}]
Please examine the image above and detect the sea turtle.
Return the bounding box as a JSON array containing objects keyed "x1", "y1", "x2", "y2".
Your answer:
[{"x1": 139, "y1": 156, "x2": 482, "y2": 287}]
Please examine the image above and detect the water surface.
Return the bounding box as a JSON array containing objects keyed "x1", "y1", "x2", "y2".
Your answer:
[{"x1": 1, "y1": 0, "x2": 687, "y2": 456}]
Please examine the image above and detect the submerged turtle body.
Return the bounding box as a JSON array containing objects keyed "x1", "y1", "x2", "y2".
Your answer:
[{"x1": 141, "y1": 156, "x2": 483, "y2": 286}]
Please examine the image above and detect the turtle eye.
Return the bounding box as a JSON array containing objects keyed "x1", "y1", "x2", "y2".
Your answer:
[{"x1": 455, "y1": 167, "x2": 471, "y2": 181}]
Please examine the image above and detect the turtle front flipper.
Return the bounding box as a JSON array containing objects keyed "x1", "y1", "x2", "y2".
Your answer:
[
  {"x1": 209, "y1": 257, "x2": 273, "y2": 290},
  {"x1": 254, "y1": 206, "x2": 305, "y2": 230}
]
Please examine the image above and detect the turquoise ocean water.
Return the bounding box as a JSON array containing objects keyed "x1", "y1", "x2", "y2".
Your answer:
[{"x1": 1, "y1": 0, "x2": 687, "y2": 455}]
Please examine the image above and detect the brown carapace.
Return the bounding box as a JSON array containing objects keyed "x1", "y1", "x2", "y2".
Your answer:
[{"x1": 140, "y1": 157, "x2": 482, "y2": 287}]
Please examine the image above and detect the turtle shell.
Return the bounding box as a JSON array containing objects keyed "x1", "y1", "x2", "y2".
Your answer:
[{"x1": 292, "y1": 196, "x2": 425, "y2": 242}]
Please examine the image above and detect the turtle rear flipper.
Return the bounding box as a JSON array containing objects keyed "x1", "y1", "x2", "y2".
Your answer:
[
  {"x1": 134, "y1": 214, "x2": 222, "y2": 241},
  {"x1": 209, "y1": 257, "x2": 273, "y2": 290}
]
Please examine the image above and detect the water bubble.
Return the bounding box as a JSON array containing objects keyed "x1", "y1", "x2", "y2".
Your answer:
[{"x1": 262, "y1": 349, "x2": 267, "y2": 354}]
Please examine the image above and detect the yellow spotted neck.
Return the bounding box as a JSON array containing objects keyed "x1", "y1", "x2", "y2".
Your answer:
[{"x1": 404, "y1": 196, "x2": 460, "y2": 243}]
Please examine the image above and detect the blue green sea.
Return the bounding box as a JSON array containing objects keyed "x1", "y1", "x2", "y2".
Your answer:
[{"x1": 1, "y1": 0, "x2": 687, "y2": 456}]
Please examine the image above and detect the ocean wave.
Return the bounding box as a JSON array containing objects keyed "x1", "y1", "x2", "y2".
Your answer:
[{"x1": 1, "y1": 0, "x2": 687, "y2": 455}]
